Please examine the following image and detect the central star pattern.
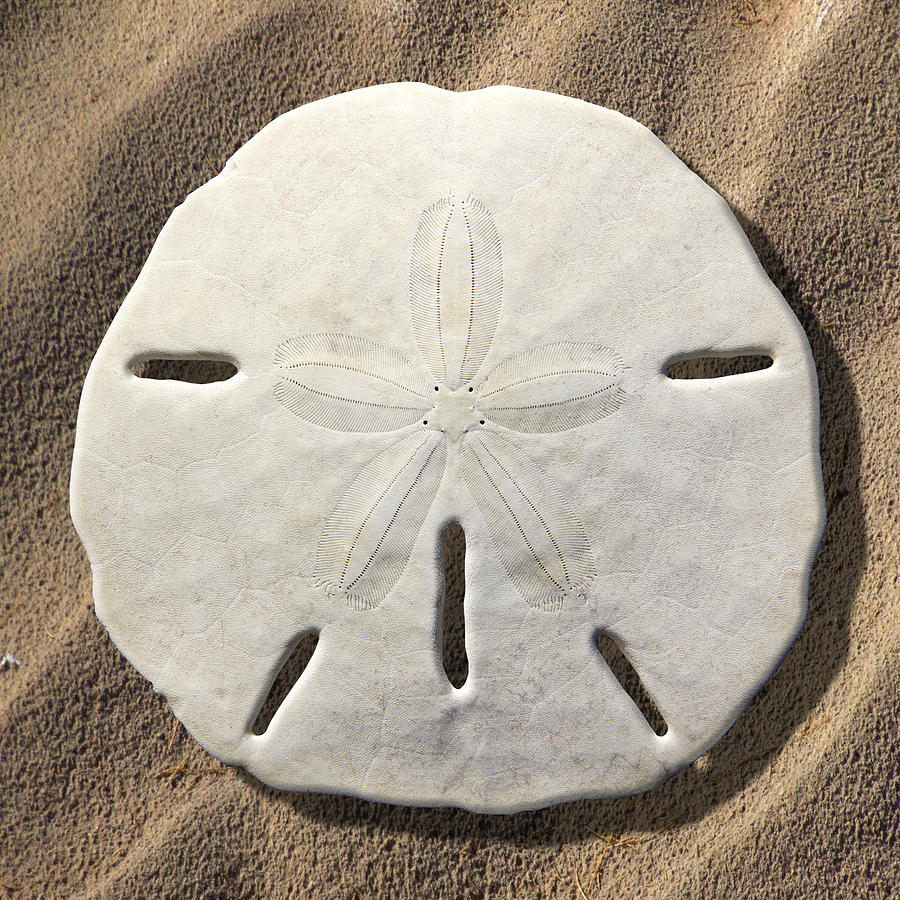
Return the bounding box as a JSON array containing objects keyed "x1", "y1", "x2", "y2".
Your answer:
[
  {"x1": 425, "y1": 385, "x2": 483, "y2": 441},
  {"x1": 274, "y1": 195, "x2": 626, "y2": 612}
]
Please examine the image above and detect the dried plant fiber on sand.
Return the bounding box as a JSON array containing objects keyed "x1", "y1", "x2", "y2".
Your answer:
[{"x1": 1, "y1": 0, "x2": 898, "y2": 897}]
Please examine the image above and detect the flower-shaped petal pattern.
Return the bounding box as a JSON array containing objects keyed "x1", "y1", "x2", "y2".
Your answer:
[
  {"x1": 316, "y1": 431, "x2": 446, "y2": 610},
  {"x1": 275, "y1": 200, "x2": 618, "y2": 615},
  {"x1": 274, "y1": 333, "x2": 430, "y2": 432},
  {"x1": 459, "y1": 431, "x2": 595, "y2": 611},
  {"x1": 410, "y1": 195, "x2": 502, "y2": 387},
  {"x1": 475, "y1": 342, "x2": 625, "y2": 432}
]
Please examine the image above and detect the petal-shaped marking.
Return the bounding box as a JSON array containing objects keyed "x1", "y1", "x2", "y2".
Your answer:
[
  {"x1": 459, "y1": 432, "x2": 595, "y2": 611},
  {"x1": 409, "y1": 196, "x2": 502, "y2": 387},
  {"x1": 475, "y1": 342, "x2": 625, "y2": 433},
  {"x1": 317, "y1": 432, "x2": 446, "y2": 610},
  {"x1": 274, "y1": 333, "x2": 430, "y2": 432}
]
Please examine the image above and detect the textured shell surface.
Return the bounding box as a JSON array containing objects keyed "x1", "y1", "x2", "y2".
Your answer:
[{"x1": 70, "y1": 83, "x2": 826, "y2": 813}]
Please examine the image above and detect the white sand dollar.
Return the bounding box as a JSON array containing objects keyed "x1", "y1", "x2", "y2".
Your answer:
[{"x1": 70, "y1": 83, "x2": 826, "y2": 812}]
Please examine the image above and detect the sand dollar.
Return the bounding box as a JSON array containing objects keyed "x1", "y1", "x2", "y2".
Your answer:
[{"x1": 70, "y1": 83, "x2": 825, "y2": 812}]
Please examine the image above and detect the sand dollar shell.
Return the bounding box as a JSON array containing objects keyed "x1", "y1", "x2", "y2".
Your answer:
[{"x1": 70, "y1": 83, "x2": 825, "y2": 812}]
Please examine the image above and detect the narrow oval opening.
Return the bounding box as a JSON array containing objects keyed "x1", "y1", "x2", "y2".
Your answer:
[
  {"x1": 252, "y1": 630, "x2": 319, "y2": 735},
  {"x1": 666, "y1": 354, "x2": 773, "y2": 380},
  {"x1": 595, "y1": 630, "x2": 667, "y2": 736},
  {"x1": 441, "y1": 522, "x2": 468, "y2": 689},
  {"x1": 131, "y1": 357, "x2": 238, "y2": 383}
]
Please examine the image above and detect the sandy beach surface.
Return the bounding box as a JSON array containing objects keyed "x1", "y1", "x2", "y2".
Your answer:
[{"x1": 1, "y1": 1, "x2": 898, "y2": 897}]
